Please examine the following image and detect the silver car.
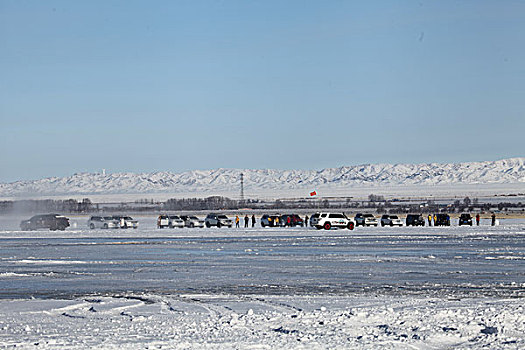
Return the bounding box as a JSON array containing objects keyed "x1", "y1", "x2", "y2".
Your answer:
[
  {"x1": 88, "y1": 216, "x2": 119, "y2": 229},
  {"x1": 205, "y1": 213, "x2": 233, "y2": 228},
  {"x1": 181, "y1": 215, "x2": 205, "y2": 228}
]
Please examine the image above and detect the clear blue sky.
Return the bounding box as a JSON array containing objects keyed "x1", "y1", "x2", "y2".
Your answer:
[{"x1": 1, "y1": 1, "x2": 524, "y2": 182}]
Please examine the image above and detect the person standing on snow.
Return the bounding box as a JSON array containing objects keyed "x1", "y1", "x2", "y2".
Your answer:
[
  {"x1": 287, "y1": 216, "x2": 291, "y2": 227},
  {"x1": 476, "y1": 213, "x2": 480, "y2": 226},
  {"x1": 433, "y1": 214, "x2": 437, "y2": 226},
  {"x1": 244, "y1": 215, "x2": 249, "y2": 228},
  {"x1": 427, "y1": 214, "x2": 432, "y2": 226},
  {"x1": 251, "y1": 215, "x2": 256, "y2": 227},
  {"x1": 491, "y1": 213, "x2": 496, "y2": 226},
  {"x1": 305, "y1": 215, "x2": 309, "y2": 227},
  {"x1": 235, "y1": 215, "x2": 240, "y2": 228}
]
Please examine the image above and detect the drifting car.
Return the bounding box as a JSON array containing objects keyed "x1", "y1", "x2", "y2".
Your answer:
[
  {"x1": 205, "y1": 214, "x2": 233, "y2": 228},
  {"x1": 406, "y1": 214, "x2": 425, "y2": 226},
  {"x1": 380, "y1": 215, "x2": 403, "y2": 227},
  {"x1": 314, "y1": 212, "x2": 355, "y2": 230},
  {"x1": 458, "y1": 213, "x2": 473, "y2": 226},
  {"x1": 354, "y1": 213, "x2": 379, "y2": 227},
  {"x1": 20, "y1": 214, "x2": 70, "y2": 231},
  {"x1": 88, "y1": 216, "x2": 119, "y2": 229}
]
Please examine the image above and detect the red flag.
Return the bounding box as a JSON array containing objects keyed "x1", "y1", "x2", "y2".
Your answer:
[{"x1": 310, "y1": 191, "x2": 317, "y2": 196}]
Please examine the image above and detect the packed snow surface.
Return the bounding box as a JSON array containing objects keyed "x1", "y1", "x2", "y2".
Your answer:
[
  {"x1": 0, "y1": 217, "x2": 524, "y2": 348},
  {"x1": 1, "y1": 158, "x2": 523, "y2": 197}
]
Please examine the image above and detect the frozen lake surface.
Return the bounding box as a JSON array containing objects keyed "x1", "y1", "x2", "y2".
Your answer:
[
  {"x1": 1, "y1": 216, "x2": 524, "y2": 348},
  {"x1": 1, "y1": 216, "x2": 524, "y2": 299}
]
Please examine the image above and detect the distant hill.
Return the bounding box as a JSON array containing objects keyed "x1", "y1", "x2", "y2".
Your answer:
[{"x1": 1, "y1": 158, "x2": 523, "y2": 197}]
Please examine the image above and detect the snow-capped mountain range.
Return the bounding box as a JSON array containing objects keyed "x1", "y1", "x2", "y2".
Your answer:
[{"x1": 1, "y1": 158, "x2": 523, "y2": 197}]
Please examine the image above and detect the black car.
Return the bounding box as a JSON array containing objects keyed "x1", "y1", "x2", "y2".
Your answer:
[
  {"x1": 20, "y1": 214, "x2": 70, "y2": 231},
  {"x1": 458, "y1": 213, "x2": 473, "y2": 226},
  {"x1": 406, "y1": 214, "x2": 425, "y2": 226},
  {"x1": 434, "y1": 214, "x2": 450, "y2": 226}
]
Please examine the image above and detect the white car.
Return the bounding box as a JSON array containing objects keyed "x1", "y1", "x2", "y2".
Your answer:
[
  {"x1": 181, "y1": 215, "x2": 205, "y2": 228},
  {"x1": 88, "y1": 216, "x2": 119, "y2": 229},
  {"x1": 204, "y1": 214, "x2": 233, "y2": 228},
  {"x1": 157, "y1": 215, "x2": 170, "y2": 228},
  {"x1": 168, "y1": 215, "x2": 185, "y2": 228},
  {"x1": 354, "y1": 213, "x2": 379, "y2": 227},
  {"x1": 157, "y1": 215, "x2": 185, "y2": 228},
  {"x1": 314, "y1": 212, "x2": 355, "y2": 230},
  {"x1": 380, "y1": 215, "x2": 403, "y2": 227},
  {"x1": 112, "y1": 215, "x2": 139, "y2": 229}
]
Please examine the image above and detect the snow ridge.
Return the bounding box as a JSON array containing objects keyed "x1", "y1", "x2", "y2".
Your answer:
[{"x1": 1, "y1": 158, "x2": 524, "y2": 196}]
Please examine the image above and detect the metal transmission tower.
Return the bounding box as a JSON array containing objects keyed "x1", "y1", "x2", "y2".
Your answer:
[{"x1": 240, "y1": 173, "x2": 244, "y2": 202}]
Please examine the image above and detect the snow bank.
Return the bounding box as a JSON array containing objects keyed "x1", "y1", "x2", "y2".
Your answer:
[{"x1": 0, "y1": 294, "x2": 523, "y2": 349}]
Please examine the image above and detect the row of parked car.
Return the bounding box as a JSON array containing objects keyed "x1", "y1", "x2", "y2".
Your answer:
[
  {"x1": 88, "y1": 215, "x2": 139, "y2": 229},
  {"x1": 18, "y1": 212, "x2": 479, "y2": 231}
]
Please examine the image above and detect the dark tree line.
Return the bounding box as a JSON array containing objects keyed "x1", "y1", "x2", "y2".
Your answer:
[
  {"x1": 0, "y1": 195, "x2": 523, "y2": 214},
  {"x1": 163, "y1": 196, "x2": 239, "y2": 211}
]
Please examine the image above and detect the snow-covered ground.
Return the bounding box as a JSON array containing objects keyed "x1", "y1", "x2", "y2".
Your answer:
[
  {"x1": 1, "y1": 294, "x2": 523, "y2": 349},
  {"x1": 1, "y1": 216, "x2": 524, "y2": 348}
]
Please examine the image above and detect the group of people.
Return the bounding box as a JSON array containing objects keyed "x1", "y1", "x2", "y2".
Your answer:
[{"x1": 235, "y1": 215, "x2": 257, "y2": 228}]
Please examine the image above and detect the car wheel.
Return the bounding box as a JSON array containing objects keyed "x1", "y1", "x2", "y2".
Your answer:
[
  {"x1": 390, "y1": 222, "x2": 393, "y2": 227},
  {"x1": 324, "y1": 222, "x2": 331, "y2": 230},
  {"x1": 261, "y1": 223, "x2": 266, "y2": 227},
  {"x1": 103, "y1": 223, "x2": 108, "y2": 229},
  {"x1": 217, "y1": 222, "x2": 222, "y2": 228},
  {"x1": 347, "y1": 222, "x2": 354, "y2": 230},
  {"x1": 206, "y1": 222, "x2": 211, "y2": 228},
  {"x1": 381, "y1": 223, "x2": 385, "y2": 227},
  {"x1": 190, "y1": 223, "x2": 194, "y2": 228},
  {"x1": 90, "y1": 223, "x2": 95, "y2": 229}
]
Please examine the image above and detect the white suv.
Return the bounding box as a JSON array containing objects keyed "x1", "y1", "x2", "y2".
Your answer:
[
  {"x1": 380, "y1": 215, "x2": 403, "y2": 227},
  {"x1": 315, "y1": 213, "x2": 355, "y2": 230}
]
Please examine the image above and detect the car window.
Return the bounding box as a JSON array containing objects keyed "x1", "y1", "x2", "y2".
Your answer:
[{"x1": 329, "y1": 214, "x2": 344, "y2": 219}]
